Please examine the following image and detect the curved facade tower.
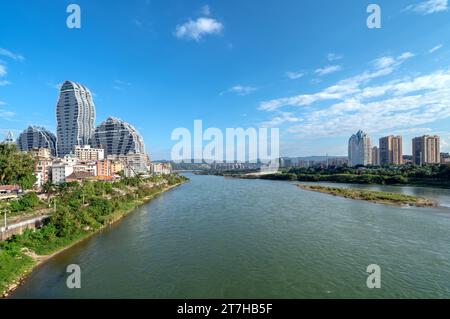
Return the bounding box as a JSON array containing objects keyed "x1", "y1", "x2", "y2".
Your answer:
[
  {"x1": 17, "y1": 126, "x2": 57, "y2": 156},
  {"x1": 348, "y1": 130, "x2": 372, "y2": 166},
  {"x1": 56, "y1": 80, "x2": 96, "y2": 157},
  {"x1": 92, "y1": 117, "x2": 145, "y2": 156}
]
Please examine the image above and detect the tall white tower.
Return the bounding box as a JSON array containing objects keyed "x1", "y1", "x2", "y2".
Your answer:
[
  {"x1": 348, "y1": 130, "x2": 372, "y2": 166},
  {"x1": 56, "y1": 81, "x2": 96, "y2": 157},
  {"x1": 3, "y1": 131, "x2": 15, "y2": 145}
]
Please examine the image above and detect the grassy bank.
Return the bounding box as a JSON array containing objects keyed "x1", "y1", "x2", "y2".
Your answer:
[
  {"x1": 258, "y1": 164, "x2": 450, "y2": 188},
  {"x1": 0, "y1": 174, "x2": 188, "y2": 297},
  {"x1": 297, "y1": 184, "x2": 436, "y2": 207}
]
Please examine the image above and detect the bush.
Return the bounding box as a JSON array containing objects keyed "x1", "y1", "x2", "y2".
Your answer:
[{"x1": 10, "y1": 193, "x2": 41, "y2": 212}]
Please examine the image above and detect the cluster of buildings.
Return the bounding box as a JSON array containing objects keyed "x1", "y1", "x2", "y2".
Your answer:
[
  {"x1": 4, "y1": 80, "x2": 171, "y2": 188},
  {"x1": 279, "y1": 156, "x2": 348, "y2": 169},
  {"x1": 348, "y1": 130, "x2": 444, "y2": 167}
]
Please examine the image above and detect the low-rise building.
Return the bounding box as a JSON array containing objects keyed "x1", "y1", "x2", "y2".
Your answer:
[
  {"x1": 31, "y1": 147, "x2": 52, "y2": 159},
  {"x1": 51, "y1": 163, "x2": 74, "y2": 184},
  {"x1": 73, "y1": 162, "x2": 97, "y2": 176},
  {"x1": 0, "y1": 185, "x2": 21, "y2": 199},
  {"x1": 124, "y1": 153, "x2": 149, "y2": 177},
  {"x1": 151, "y1": 162, "x2": 172, "y2": 175},
  {"x1": 63, "y1": 153, "x2": 79, "y2": 166},
  {"x1": 66, "y1": 171, "x2": 95, "y2": 183},
  {"x1": 96, "y1": 159, "x2": 112, "y2": 178},
  {"x1": 34, "y1": 157, "x2": 53, "y2": 188},
  {"x1": 441, "y1": 153, "x2": 450, "y2": 165},
  {"x1": 74, "y1": 145, "x2": 105, "y2": 161},
  {"x1": 110, "y1": 160, "x2": 123, "y2": 176}
]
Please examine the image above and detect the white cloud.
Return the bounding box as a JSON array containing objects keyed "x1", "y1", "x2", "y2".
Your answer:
[
  {"x1": 286, "y1": 71, "x2": 305, "y2": 80},
  {"x1": 404, "y1": 0, "x2": 448, "y2": 15},
  {"x1": 327, "y1": 53, "x2": 343, "y2": 61},
  {"x1": 315, "y1": 65, "x2": 342, "y2": 76},
  {"x1": 0, "y1": 80, "x2": 11, "y2": 86},
  {"x1": 175, "y1": 17, "x2": 223, "y2": 41},
  {"x1": 261, "y1": 112, "x2": 301, "y2": 127},
  {"x1": 372, "y1": 52, "x2": 414, "y2": 70},
  {"x1": 0, "y1": 64, "x2": 6, "y2": 77},
  {"x1": 258, "y1": 51, "x2": 450, "y2": 139},
  {"x1": 0, "y1": 109, "x2": 15, "y2": 119},
  {"x1": 0, "y1": 48, "x2": 24, "y2": 61},
  {"x1": 259, "y1": 60, "x2": 404, "y2": 111},
  {"x1": 372, "y1": 56, "x2": 396, "y2": 69},
  {"x1": 398, "y1": 52, "x2": 415, "y2": 61},
  {"x1": 429, "y1": 44, "x2": 443, "y2": 53},
  {"x1": 284, "y1": 69, "x2": 450, "y2": 138},
  {"x1": 222, "y1": 85, "x2": 257, "y2": 96}
]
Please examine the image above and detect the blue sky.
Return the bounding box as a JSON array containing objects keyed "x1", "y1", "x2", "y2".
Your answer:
[{"x1": 1, "y1": 0, "x2": 450, "y2": 159}]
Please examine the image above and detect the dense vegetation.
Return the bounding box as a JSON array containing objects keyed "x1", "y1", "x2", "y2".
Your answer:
[
  {"x1": 298, "y1": 185, "x2": 435, "y2": 207},
  {"x1": 260, "y1": 164, "x2": 450, "y2": 187},
  {"x1": 0, "y1": 144, "x2": 36, "y2": 190},
  {"x1": 0, "y1": 173, "x2": 187, "y2": 296}
]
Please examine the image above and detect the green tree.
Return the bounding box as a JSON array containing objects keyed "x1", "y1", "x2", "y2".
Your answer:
[{"x1": 0, "y1": 143, "x2": 36, "y2": 190}]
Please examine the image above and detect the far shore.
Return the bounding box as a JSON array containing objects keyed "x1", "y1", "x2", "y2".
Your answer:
[{"x1": 297, "y1": 184, "x2": 437, "y2": 208}]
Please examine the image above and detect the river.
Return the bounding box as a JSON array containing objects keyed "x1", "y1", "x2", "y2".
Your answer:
[{"x1": 11, "y1": 173, "x2": 450, "y2": 298}]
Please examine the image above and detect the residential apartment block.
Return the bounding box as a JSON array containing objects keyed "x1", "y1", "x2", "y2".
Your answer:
[
  {"x1": 412, "y1": 135, "x2": 440, "y2": 165},
  {"x1": 379, "y1": 135, "x2": 403, "y2": 165}
]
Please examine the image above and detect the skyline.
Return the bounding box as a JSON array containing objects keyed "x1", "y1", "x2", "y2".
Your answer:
[{"x1": 1, "y1": 0, "x2": 450, "y2": 159}]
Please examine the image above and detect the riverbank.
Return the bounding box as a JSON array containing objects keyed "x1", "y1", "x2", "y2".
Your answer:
[
  {"x1": 0, "y1": 174, "x2": 188, "y2": 298},
  {"x1": 297, "y1": 184, "x2": 436, "y2": 207},
  {"x1": 255, "y1": 164, "x2": 450, "y2": 189}
]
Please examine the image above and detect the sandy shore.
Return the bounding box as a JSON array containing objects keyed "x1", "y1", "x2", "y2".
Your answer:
[{"x1": 297, "y1": 184, "x2": 436, "y2": 208}]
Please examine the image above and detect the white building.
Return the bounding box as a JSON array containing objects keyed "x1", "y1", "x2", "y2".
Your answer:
[
  {"x1": 151, "y1": 163, "x2": 172, "y2": 175},
  {"x1": 63, "y1": 154, "x2": 79, "y2": 166},
  {"x1": 73, "y1": 162, "x2": 97, "y2": 176},
  {"x1": 56, "y1": 81, "x2": 96, "y2": 157},
  {"x1": 74, "y1": 145, "x2": 105, "y2": 161},
  {"x1": 123, "y1": 153, "x2": 149, "y2": 177},
  {"x1": 51, "y1": 164, "x2": 74, "y2": 184},
  {"x1": 348, "y1": 130, "x2": 372, "y2": 166}
]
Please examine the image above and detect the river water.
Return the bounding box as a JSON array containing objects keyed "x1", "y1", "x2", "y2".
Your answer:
[{"x1": 11, "y1": 173, "x2": 450, "y2": 298}]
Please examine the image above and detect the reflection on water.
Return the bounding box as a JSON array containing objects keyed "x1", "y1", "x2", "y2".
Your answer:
[{"x1": 12, "y1": 174, "x2": 450, "y2": 298}]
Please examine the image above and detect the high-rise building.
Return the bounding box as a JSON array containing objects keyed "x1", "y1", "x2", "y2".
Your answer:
[
  {"x1": 92, "y1": 117, "x2": 145, "y2": 156},
  {"x1": 412, "y1": 135, "x2": 440, "y2": 165},
  {"x1": 17, "y1": 126, "x2": 57, "y2": 156},
  {"x1": 3, "y1": 131, "x2": 15, "y2": 145},
  {"x1": 56, "y1": 80, "x2": 96, "y2": 157},
  {"x1": 348, "y1": 130, "x2": 372, "y2": 166},
  {"x1": 379, "y1": 135, "x2": 403, "y2": 165},
  {"x1": 371, "y1": 146, "x2": 380, "y2": 166}
]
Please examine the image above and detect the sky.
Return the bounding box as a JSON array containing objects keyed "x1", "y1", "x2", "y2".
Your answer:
[{"x1": 0, "y1": 0, "x2": 450, "y2": 159}]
